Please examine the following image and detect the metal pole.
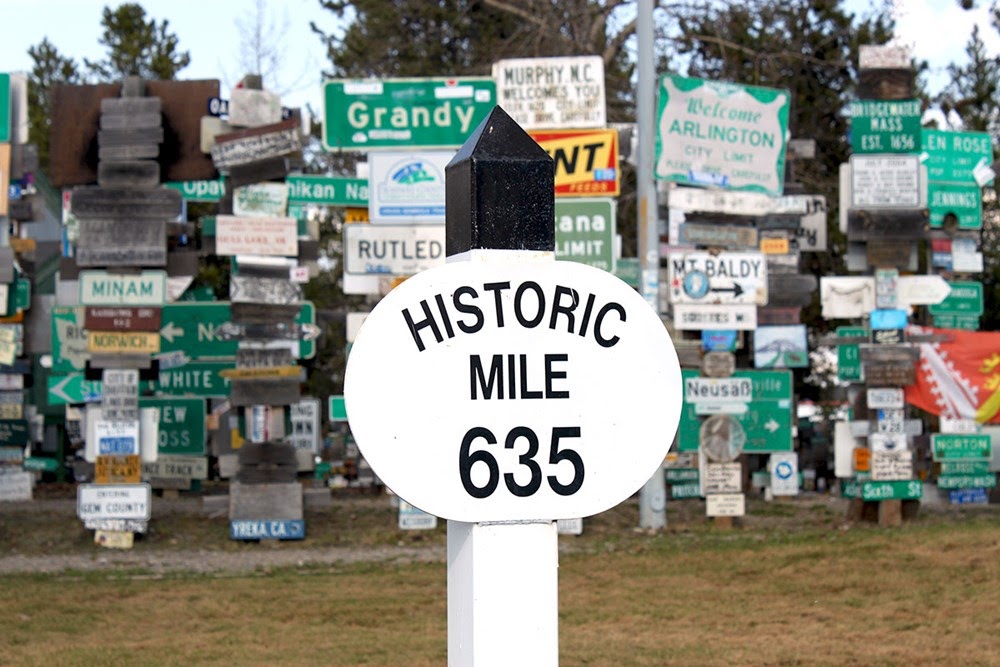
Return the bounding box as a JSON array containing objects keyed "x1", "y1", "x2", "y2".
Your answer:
[{"x1": 636, "y1": 0, "x2": 667, "y2": 530}]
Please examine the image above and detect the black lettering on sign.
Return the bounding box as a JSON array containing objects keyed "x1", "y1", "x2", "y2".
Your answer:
[
  {"x1": 401, "y1": 280, "x2": 625, "y2": 351},
  {"x1": 459, "y1": 425, "x2": 584, "y2": 499},
  {"x1": 469, "y1": 353, "x2": 569, "y2": 400}
]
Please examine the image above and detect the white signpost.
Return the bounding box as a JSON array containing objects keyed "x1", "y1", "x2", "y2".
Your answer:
[{"x1": 344, "y1": 108, "x2": 682, "y2": 666}]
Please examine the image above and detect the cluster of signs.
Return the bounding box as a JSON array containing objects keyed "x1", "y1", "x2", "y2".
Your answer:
[
  {"x1": 829, "y1": 45, "x2": 996, "y2": 507},
  {"x1": 320, "y1": 56, "x2": 622, "y2": 298}
]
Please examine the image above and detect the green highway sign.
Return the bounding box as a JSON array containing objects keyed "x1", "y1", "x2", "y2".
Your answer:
[
  {"x1": 159, "y1": 302, "x2": 316, "y2": 359},
  {"x1": 932, "y1": 434, "x2": 991, "y2": 461},
  {"x1": 671, "y1": 482, "x2": 701, "y2": 499},
  {"x1": 153, "y1": 360, "x2": 235, "y2": 398},
  {"x1": 322, "y1": 77, "x2": 496, "y2": 151},
  {"x1": 164, "y1": 179, "x2": 226, "y2": 202},
  {"x1": 678, "y1": 369, "x2": 793, "y2": 453},
  {"x1": 554, "y1": 198, "x2": 615, "y2": 272},
  {"x1": 929, "y1": 281, "x2": 983, "y2": 317},
  {"x1": 0, "y1": 419, "x2": 29, "y2": 445},
  {"x1": 286, "y1": 175, "x2": 368, "y2": 207},
  {"x1": 51, "y1": 307, "x2": 89, "y2": 373},
  {"x1": 0, "y1": 73, "x2": 9, "y2": 143},
  {"x1": 614, "y1": 257, "x2": 640, "y2": 289},
  {"x1": 860, "y1": 479, "x2": 923, "y2": 501},
  {"x1": 329, "y1": 395, "x2": 347, "y2": 422},
  {"x1": 665, "y1": 468, "x2": 699, "y2": 483},
  {"x1": 47, "y1": 373, "x2": 102, "y2": 405},
  {"x1": 932, "y1": 314, "x2": 980, "y2": 330},
  {"x1": 836, "y1": 326, "x2": 866, "y2": 382},
  {"x1": 939, "y1": 460, "x2": 992, "y2": 476},
  {"x1": 922, "y1": 129, "x2": 994, "y2": 184},
  {"x1": 23, "y1": 457, "x2": 59, "y2": 473},
  {"x1": 138, "y1": 397, "x2": 207, "y2": 456},
  {"x1": 850, "y1": 99, "x2": 921, "y2": 154},
  {"x1": 937, "y1": 474, "x2": 997, "y2": 490},
  {"x1": 928, "y1": 182, "x2": 981, "y2": 230}
]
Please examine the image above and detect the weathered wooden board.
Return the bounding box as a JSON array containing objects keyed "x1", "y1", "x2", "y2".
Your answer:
[
  {"x1": 766, "y1": 274, "x2": 816, "y2": 307},
  {"x1": 101, "y1": 111, "x2": 162, "y2": 130},
  {"x1": 228, "y1": 377, "x2": 301, "y2": 407},
  {"x1": 210, "y1": 119, "x2": 300, "y2": 169},
  {"x1": 227, "y1": 156, "x2": 291, "y2": 187},
  {"x1": 678, "y1": 223, "x2": 758, "y2": 248},
  {"x1": 96, "y1": 160, "x2": 160, "y2": 188},
  {"x1": 858, "y1": 69, "x2": 914, "y2": 100},
  {"x1": 229, "y1": 302, "x2": 301, "y2": 324},
  {"x1": 757, "y1": 306, "x2": 801, "y2": 326},
  {"x1": 70, "y1": 186, "x2": 181, "y2": 219},
  {"x1": 0, "y1": 248, "x2": 14, "y2": 282},
  {"x1": 863, "y1": 360, "x2": 916, "y2": 386},
  {"x1": 859, "y1": 345, "x2": 919, "y2": 363},
  {"x1": 236, "y1": 348, "x2": 295, "y2": 368},
  {"x1": 227, "y1": 88, "x2": 282, "y2": 127},
  {"x1": 94, "y1": 454, "x2": 142, "y2": 484},
  {"x1": 847, "y1": 209, "x2": 928, "y2": 241},
  {"x1": 85, "y1": 307, "x2": 161, "y2": 332},
  {"x1": 866, "y1": 239, "x2": 919, "y2": 271},
  {"x1": 146, "y1": 79, "x2": 221, "y2": 181},
  {"x1": 76, "y1": 219, "x2": 167, "y2": 267},
  {"x1": 101, "y1": 97, "x2": 161, "y2": 116},
  {"x1": 98, "y1": 127, "x2": 164, "y2": 147},
  {"x1": 229, "y1": 275, "x2": 302, "y2": 305},
  {"x1": 228, "y1": 480, "x2": 302, "y2": 520}
]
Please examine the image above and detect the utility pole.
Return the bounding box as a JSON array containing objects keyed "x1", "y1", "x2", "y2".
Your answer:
[{"x1": 636, "y1": 0, "x2": 668, "y2": 530}]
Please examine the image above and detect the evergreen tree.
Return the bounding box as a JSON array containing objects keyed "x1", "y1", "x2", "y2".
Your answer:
[
  {"x1": 26, "y1": 38, "x2": 81, "y2": 169},
  {"x1": 84, "y1": 2, "x2": 191, "y2": 81}
]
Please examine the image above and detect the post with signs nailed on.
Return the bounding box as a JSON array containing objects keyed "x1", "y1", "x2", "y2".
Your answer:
[{"x1": 344, "y1": 107, "x2": 682, "y2": 666}]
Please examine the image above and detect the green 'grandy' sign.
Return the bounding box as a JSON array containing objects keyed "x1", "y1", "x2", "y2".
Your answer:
[{"x1": 323, "y1": 77, "x2": 496, "y2": 151}]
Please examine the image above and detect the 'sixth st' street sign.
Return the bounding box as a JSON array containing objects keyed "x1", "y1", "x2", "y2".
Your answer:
[{"x1": 345, "y1": 259, "x2": 682, "y2": 522}]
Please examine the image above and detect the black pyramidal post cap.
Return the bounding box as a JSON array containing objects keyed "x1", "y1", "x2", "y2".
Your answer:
[{"x1": 445, "y1": 106, "x2": 554, "y2": 256}]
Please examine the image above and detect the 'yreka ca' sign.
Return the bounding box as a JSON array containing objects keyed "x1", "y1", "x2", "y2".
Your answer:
[{"x1": 345, "y1": 258, "x2": 682, "y2": 522}]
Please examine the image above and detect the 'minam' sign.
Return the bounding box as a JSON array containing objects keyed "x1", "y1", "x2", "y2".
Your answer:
[{"x1": 79, "y1": 271, "x2": 167, "y2": 306}]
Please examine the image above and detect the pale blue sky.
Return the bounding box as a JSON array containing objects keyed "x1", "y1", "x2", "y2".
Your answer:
[{"x1": 1, "y1": 0, "x2": 998, "y2": 118}]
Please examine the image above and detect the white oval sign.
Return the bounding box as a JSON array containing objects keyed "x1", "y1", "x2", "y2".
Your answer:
[{"x1": 344, "y1": 258, "x2": 682, "y2": 522}]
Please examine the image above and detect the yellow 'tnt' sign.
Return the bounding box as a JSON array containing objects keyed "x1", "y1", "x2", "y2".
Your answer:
[
  {"x1": 528, "y1": 129, "x2": 620, "y2": 197},
  {"x1": 87, "y1": 331, "x2": 161, "y2": 354}
]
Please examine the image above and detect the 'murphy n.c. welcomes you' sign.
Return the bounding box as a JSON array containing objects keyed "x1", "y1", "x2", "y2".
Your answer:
[{"x1": 344, "y1": 259, "x2": 682, "y2": 522}]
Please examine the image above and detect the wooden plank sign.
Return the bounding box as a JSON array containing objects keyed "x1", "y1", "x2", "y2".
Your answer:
[
  {"x1": 214, "y1": 215, "x2": 298, "y2": 256},
  {"x1": 229, "y1": 275, "x2": 302, "y2": 305},
  {"x1": 85, "y1": 307, "x2": 161, "y2": 332},
  {"x1": 88, "y1": 332, "x2": 160, "y2": 354},
  {"x1": 210, "y1": 118, "x2": 300, "y2": 169},
  {"x1": 94, "y1": 454, "x2": 142, "y2": 484},
  {"x1": 76, "y1": 219, "x2": 167, "y2": 267}
]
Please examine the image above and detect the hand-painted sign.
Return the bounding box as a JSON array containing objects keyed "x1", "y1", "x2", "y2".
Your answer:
[
  {"x1": 215, "y1": 215, "x2": 297, "y2": 256},
  {"x1": 493, "y1": 55, "x2": 605, "y2": 130},
  {"x1": 655, "y1": 75, "x2": 790, "y2": 195},
  {"x1": 322, "y1": 77, "x2": 495, "y2": 150}
]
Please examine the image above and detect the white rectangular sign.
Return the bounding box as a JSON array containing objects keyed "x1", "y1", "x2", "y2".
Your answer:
[
  {"x1": 368, "y1": 151, "x2": 451, "y2": 224},
  {"x1": 870, "y1": 450, "x2": 913, "y2": 481},
  {"x1": 77, "y1": 483, "x2": 152, "y2": 520},
  {"x1": 684, "y1": 377, "x2": 752, "y2": 403},
  {"x1": 673, "y1": 304, "x2": 757, "y2": 331},
  {"x1": 702, "y1": 463, "x2": 742, "y2": 494},
  {"x1": 769, "y1": 452, "x2": 799, "y2": 496},
  {"x1": 870, "y1": 432, "x2": 908, "y2": 452},
  {"x1": 287, "y1": 398, "x2": 321, "y2": 452},
  {"x1": 233, "y1": 183, "x2": 289, "y2": 217},
  {"x1": 668, "y1": 187, "x2": 825, "y2": 217},
  {"x1": 0, "y1": 471, "x2": 33, "y2": 501},
  {"x1": 344, "y1": 224, "x2": 446, "y2": 275},
  {"x1": 706, "y1": 493, "x2": 745, "y2": 517},
  {"x1": 820, "y1": 276, "x2": 875, "y2": 319},
  {"x1": 493, "y1": 55, "x2": 606, "y2": 130},
  {"x1": 941, "y1": 417, "x2": 979, "y2": 434},
  {"x1": 215, "y1": 215, "x2": 298, "y2": 256},
  {"x1": 867, "y1": 387, "x2": 905, "y2": 410},
  {"x1": 79, "y1": 271, "x2": 167, "y2": 306},
  {"x1": 859, "y1": 44, "x2": 911, "y2": 70},
  {"x1": 667, "y1": 252, "x2": 767, "y2": 305},
  {"x1": 850, "y1": 155, "x2": 921, "y2": 208}
]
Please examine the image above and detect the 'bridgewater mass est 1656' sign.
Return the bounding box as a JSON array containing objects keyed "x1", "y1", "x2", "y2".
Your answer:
[{"x1": 655, "y1": 75, "x2": 790, "y2": 196}]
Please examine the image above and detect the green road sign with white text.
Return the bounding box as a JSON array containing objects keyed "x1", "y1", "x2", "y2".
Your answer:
[
  {"x1": 138, "y1": 397, "x2": 207, "y2": 456},
  {"x1": 922, "y1": 129, "x2": 994, "y2": 184},
  {"x1": 850, "y1": 99, "x2": 921, "y2": 154},
  {"x1": 0, "y1": 73, "x2": 10, "y2": 143},
  {"x1": 323, "y1": 77, "x2": 496, "y2": 151},
  {"x1": 286, "y1": 175, "x2": 368, "y2": 206}
]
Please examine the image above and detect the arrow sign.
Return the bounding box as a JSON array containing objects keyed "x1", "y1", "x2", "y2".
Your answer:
[
  {"x1": 764, "y1": 418, "x2": 780, "y2": 433},
  {"x1": 710, "y1": 283, "x2": 744, "y2": 297},
  {"x1": 160, "y1": 322, "x2": 184, "y2": 343},
  {"x1": 897, "y1": 275, "x2": 951, "y2": 307}
]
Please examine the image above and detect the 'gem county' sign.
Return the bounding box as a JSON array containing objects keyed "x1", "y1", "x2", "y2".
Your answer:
[{"x1": 655, "y1": 75, "x2": 790, "y2": 196}]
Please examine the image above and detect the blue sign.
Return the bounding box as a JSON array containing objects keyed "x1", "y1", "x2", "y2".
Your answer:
[
  {"x1": 702, "y1": 330, "x2": 738, "y2": 352},
  {"x1": 99, "y1": 437, "x2": 136, "y2": 455},
  {"x1": 870, "y1": 309, "x2": 908, "y2": 330},
  {"x1": 948, "y1": 488, "x2": 989, "y2": 505},
  {"x1": 230, "y1": 519, "x2": 305, "y2": 540}
]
